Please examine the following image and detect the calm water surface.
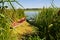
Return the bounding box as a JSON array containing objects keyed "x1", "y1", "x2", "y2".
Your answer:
[{"x1": 24, "y1": 11, "x2": 38, "y2": 20}]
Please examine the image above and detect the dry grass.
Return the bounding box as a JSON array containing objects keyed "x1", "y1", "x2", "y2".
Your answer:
[{"x1": 12, "y1": 21, "x2": 36, "y2": 35}]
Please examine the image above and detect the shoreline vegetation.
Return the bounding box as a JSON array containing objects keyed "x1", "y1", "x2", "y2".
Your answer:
[
  {"x1": 0, "y1": 0, "x2": 60, "y2": 40},
  {"x1": 0, "y1": 7, "x2": 60, "y2": 40}
]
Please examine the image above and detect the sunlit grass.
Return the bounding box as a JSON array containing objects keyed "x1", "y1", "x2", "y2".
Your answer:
[{"x1": 13, "y1": 21, "x2": 37, "y2": 35}]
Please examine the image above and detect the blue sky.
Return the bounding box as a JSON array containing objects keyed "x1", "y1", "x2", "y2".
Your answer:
[
  {"x1": 17, "y1": 0, "x2": 60, "y2": 8},
  {"x1": 4, "y1": 0, "x2": 60, "y2": 8},
  {"x1": 17, "y1": 0, "x2": 51, "y2": 8}
]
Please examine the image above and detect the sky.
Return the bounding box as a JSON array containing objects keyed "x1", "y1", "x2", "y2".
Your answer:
[{"x1": 3, "y1": 0, "x2": 60, "y2": 9}]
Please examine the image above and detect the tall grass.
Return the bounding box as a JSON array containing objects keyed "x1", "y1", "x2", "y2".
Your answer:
[
  {"x1": 0, "y1": 0, "x2": 25, "y2": 40},
  {"x1": 28, "y1": 7, "x2": 60, "y2": 40},
  {"x1": 0, "y1": 2, "x2": 24, "y2": 39},
  {"x1": 4, "y1": 9, "x2": 24, "y2": 22},
  {"x1": 0, "y1": 13, "x2": 18, "y2": 40}
]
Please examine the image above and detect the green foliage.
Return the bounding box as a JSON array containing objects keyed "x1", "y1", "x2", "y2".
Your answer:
[
  {"x1": 28, "y1": 35, "x2": 41, "y2": 40},
  {"x1": 4, "y1": 9, "x2": 24, "y2": 21},
  {"x1": 16, "y1": 9, "x2": 24, "y2": 19},
  {"x1": 0, "y1": 0, "x2": 25, "y2": 40},
  {"x1": 0, "y1": 13, "x2": 18, "y2": 40},
  {"x1": 28, "y1": 7, "x2": 60, "y2": 40},
  {"x1": 23, "y1": 35, "x2": 43, "y2": 40}
]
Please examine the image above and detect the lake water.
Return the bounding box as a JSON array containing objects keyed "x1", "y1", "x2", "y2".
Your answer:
[{"x1": 24, "y1": 11, "x2": 38, "y2": 20}]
